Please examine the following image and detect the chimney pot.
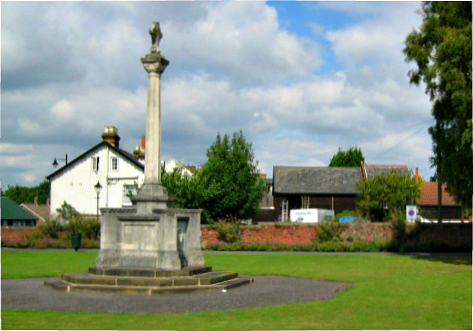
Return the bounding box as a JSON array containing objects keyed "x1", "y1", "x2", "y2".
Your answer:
[{"x1": 102, "y1": 126, "x2": 120, "y2": 148}]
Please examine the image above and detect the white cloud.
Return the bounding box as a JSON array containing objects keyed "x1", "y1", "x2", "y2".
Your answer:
[
  {"x1": 0, "y1": 1, "x2": 436, "y2": 186},
  {"x1": 50, "y1": 100, "x2": 75, "y2": 119},
  {"x1": 165, "y1": 1, "x2": 321, "y2": 85}
]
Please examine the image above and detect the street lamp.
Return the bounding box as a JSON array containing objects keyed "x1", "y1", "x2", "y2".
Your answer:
[
  {"x1": 94, "y1": 181, "x2": 102, "y2": 222},
  {"x1": 52, "y1": 154, "x2": 68, "y2": 168}
]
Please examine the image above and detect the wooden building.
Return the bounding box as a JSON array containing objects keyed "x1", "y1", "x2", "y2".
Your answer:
[{"x1": 272, "y1": 164, "x2": 408, "y2": 221}]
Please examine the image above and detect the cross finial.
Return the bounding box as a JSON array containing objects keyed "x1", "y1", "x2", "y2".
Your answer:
[{"x1": 149, "y1": 21, "x2": 163, "y2": 53}]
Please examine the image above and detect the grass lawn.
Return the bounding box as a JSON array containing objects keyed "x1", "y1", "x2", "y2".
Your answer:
[{"x1": 1, "y1": 250, "x2": 471, "y2": 330}]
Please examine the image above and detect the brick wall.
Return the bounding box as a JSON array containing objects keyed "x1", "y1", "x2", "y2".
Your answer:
[
  {"x1": 4, "y1": 223, "x2": 471, "y2": 248},
  {"x1": 202, "y1": 223, "x2": 394, "y2": 246},
  {"x1": 1, "y1": 227, "x2": 36, "y2": 240},
  {"x1": 202, "y1": 223, "x2": 472, "y2": 247}
]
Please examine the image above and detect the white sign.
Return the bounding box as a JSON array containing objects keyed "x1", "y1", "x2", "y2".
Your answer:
[
  {"x1": 406, "y1": 205, "x2": 417, "y2": 221},
  {"x1": 290, "y1": 208, "x2": 334, "y2": 223},
  {"x1": 290, "y1": 209, "x2": 318, "y2": 223}
]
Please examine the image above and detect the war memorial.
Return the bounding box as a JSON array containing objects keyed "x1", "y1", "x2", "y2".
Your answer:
[{"x1": 44, "y1": 22, "x2": 252, "y2": 294}]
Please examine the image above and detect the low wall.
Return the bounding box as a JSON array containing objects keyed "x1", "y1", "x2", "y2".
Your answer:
[
  {"x1": 1, "y1": 227, "x2": 36, "y2": 240},
  {"x1": 202, "y1": 223, "x2": 394, "y2": 246},
  {"x1": 202, "y1": 223, "x2": 472, "y2": 247},
  {"x1": 3, "y1": 223, "x2": 471, "y2": 249}
]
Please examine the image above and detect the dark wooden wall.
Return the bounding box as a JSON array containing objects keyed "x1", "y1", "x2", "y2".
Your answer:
[{"x1": 273, "y1": 194, "x2": 357, "y2": 221}]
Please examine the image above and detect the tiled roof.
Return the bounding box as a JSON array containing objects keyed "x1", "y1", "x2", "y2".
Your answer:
[
  {"x1": 20, "y1": 203, "x2": 50, "y2": 221},
  {"x1": 365, "y1": 165, "x2": 408, "y2": 178},
  {"x1": 273, "y1": 166, "x2": 362, "y2": 194},
  {"x1": 1, "y1": 197, "x2": 37, "y2": 220},
  {"x1": 273, "y1": 164, "x2": 409, "y2": 195},
  {"x1": 416, "y1": 182, "x2": 459, "y2": 206}
]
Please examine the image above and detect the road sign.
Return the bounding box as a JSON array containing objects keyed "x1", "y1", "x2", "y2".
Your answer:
[{"x1": 406, "y1": 205, "x2": 417, "y2": 221}]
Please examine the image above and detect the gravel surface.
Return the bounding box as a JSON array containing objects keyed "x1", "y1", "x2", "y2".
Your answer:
[{"x1": 2, "y1": 276, "x2": 352, "y2": 314}]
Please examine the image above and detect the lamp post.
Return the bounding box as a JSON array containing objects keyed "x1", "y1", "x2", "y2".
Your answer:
[
  {"x1": 94, "y1": 181, "x2": 102, "y2": 222},
  {"x1": 52, "y1": 154, "x2": 68, "y2": 168}
]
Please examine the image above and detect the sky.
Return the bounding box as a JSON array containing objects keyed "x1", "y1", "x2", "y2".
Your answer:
[{"x1": 1, "y1": 1, "x2": 436, "y2": 188}]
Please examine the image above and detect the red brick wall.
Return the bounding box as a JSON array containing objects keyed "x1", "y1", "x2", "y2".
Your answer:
[
  {"x1": 202, "y1": 223, "x2": 472, "y2": 246},
  {"x1": 1, "y1": 227, "x2": 36, "y2": 240},
  {"x1": 201, "y1": 223, "x2": 394, "y2": 246}
]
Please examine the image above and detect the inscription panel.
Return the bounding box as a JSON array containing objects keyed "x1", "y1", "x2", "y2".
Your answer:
[{"x1": 122, "y1": 223, "x2": 158, "y2": 250}]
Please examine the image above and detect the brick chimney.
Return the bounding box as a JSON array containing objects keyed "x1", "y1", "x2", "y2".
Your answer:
[
  {"x1": 133, "y1": 135, "x2": 146, "y2": 160},
  {"x1": 102, "y1": 126, "x2": 120, "y2": 148}
]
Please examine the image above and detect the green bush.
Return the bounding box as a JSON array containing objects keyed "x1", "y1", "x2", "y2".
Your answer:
[
  {"x1": 315, "y1": 221, "x2": 342, "y2": 243},
  {"x1": 212, "y1": 217, "x2": 241, "y2": 243},
  {"x1": 389, "y1": 208, "x2": 406, "y2": 239},
  {"x1": 65, "y1": 216, "x2": 100, "y2": 240},
  {"x1": 40, "y1": 219, "x2": 64, "y2": 239}
]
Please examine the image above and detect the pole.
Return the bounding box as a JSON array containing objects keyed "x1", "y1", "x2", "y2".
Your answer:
[{"x1": 96, "y1": 192, "x2": 100, "y2": 223}]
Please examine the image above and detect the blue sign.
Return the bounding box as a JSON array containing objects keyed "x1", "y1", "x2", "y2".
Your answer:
[{"x1": 339, "y1": 216, "x2": 353, "y2": 223}]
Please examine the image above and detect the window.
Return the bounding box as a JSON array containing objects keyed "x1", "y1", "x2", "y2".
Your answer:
[
  {"x1": 92, "y1": 157, "x2": 100, "y2": 172},
  {"x1": 111, "y1": 157, "x2": 118, "y2": 171},
  {"x1": 122, "y1": 184, "x2": 137, "y2": 206},
  {"x1": 301, "y1": 195, "x2": 310, "y2": 209}
]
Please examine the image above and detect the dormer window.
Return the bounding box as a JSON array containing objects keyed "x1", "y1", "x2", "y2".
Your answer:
[{"x1": 92, "y1": 157, "x2": 100, "y2": 172}]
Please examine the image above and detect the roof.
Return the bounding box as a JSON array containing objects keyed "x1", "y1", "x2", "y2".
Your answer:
[
  {"x1": 46, "y1": 141, "x2": 144, "y2": 181},
  {"x1": 273, "y1": 164, "x2": 410, "y2": 195},
  {"x1": 365, "y1": 164, "x2": 409, "y2": 178},
  {"x1": 20, "y1": 203, "x2": 50, "y2": 221},
  {"x1": 273, "y1": 166, "x2": 363, "y2": 195},
  {"x1": 416, "y1": 182, "x2": 460, "y2": 206},
  {"x1": 1, "y1": 197, "x2": 37, "y2": 221}
]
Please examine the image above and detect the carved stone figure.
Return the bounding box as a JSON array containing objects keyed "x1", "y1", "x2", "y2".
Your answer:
[{"x1": 149, "y1": 21, "x2": 163, "y2": 53}]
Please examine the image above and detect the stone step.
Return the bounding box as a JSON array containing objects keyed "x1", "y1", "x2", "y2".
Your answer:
[
  {"x1": 213, "y1": 277, "x2": 254, "y2": 290},
  {"x1": 89, "y1": 265, "x2": 212, "y2": 278},
  {"x1": 44, "y1": 274, "x2": 254, "y2": 295},
  {"x1": 62, "y1": 270, "x2": 238, "y2": 287}
]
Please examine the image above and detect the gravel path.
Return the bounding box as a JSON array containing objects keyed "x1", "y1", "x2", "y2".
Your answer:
[{"x1": 2, "y1": 276, "x2": 352, "y2": 314}]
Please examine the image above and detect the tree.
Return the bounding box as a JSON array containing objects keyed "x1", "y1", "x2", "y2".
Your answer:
[
  {"x1": 161, "y1": 166, "x2": 221, "y2": 223},
  {"x1": 403, "y1": 1, "x2": 472, "y2": 209},
  {"x1": 161, "y1": 131, "x2": 265, "y2": 222},
  {"x1": 329, "y1": 147, "x2": 365, "y2": 167},
  {"x1": 199, "y1": 131, "x2": 265, "y2": 221},
  {"x1": 357, "y1": 171, "x2": 423, "y2": 222},
  {"x1": 3, "y1": 180, "x2": 50, "y2": 205}
]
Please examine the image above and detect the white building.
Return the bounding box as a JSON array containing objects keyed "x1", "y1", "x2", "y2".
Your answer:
[
  {"x1": 46, "y1": 127, "x2": 194, "y2": 218},
  {"x1": 163, "y1": 157, "x2": 194, "y2": 176},
  {"x1": 47, "y1": 127, "x2": 145, "y2": 217}
]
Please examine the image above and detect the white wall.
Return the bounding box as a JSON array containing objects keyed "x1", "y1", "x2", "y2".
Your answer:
[
  {"x1": 50, "y1": 145, "x2": 144, "y2": 217},
  {"x1": 164, "y1": 158, "x2": 193, "y2": 176}
]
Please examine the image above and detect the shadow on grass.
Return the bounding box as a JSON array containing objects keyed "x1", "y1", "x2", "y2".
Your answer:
[{"x1": 409, "y1": 253, "x2": 472, "y2": 266}]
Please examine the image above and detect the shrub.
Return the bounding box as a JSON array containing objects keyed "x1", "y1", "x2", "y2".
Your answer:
[
  {"x1": 389, "y1": 208, "x2": 406, "y2": 240},
  {"x1": 40, "y1": 219, "x2": 64, "y2": 239},
  {"x1": 315, "y1": 221, "x2": 342, "y2": 243},
  {"x1": 66, "y1": 216, "x2": 100, "y2": 240},
  {"x1": 212, "y1": 216, "x2": 241, "y2": 243}
]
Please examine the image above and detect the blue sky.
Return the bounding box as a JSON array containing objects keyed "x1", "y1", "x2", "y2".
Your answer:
[{"x1": 1, "y1": 1, "x2": 435, "y2": 188}]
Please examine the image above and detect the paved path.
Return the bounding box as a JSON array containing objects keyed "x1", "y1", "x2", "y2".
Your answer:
[{"x1": 2, "y1": 276, "x2": 351, "y2": 314}]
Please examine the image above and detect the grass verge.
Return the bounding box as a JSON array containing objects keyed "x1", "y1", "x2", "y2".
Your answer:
[{"x1": 1, "y1": 250, "x2": 471, "y2": 330}]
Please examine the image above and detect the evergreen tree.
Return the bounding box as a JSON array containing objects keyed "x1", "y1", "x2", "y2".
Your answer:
[
  {"x1": 329, "y1": 147, "x2": 365, "y2": 167},
  {"x1": 404, "y1": 1, "x2": 472, "y2": 208},
  {"x1": 199, "y1": 131, "x2": 265, "y2": 221}
]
